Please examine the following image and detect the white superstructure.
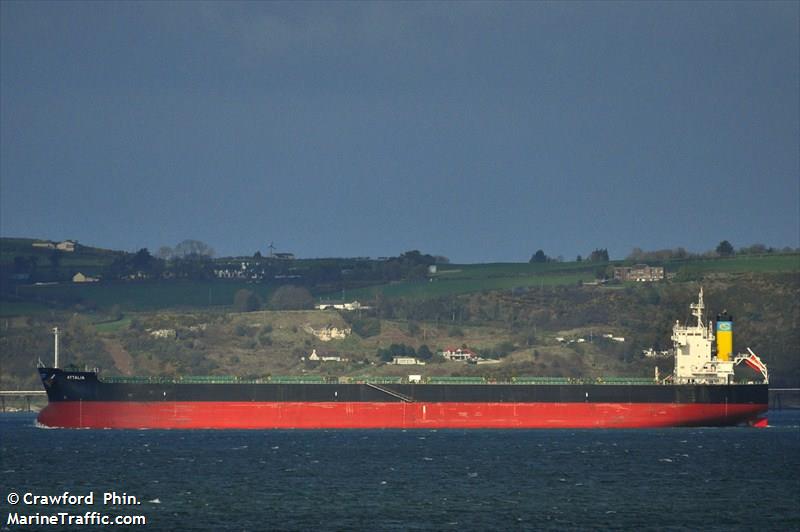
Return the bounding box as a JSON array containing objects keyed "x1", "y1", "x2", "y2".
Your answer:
[{"x1": 671, "y1": 288, "x2": 768, "y2": 384}]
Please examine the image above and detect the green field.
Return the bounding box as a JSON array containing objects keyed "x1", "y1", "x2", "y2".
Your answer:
[
  {"x1": 344, "y1": 253, "x2": 799, "y2": 300},
  {"x1": 435, "y1": 253, "x2": 799, "y2": 279},
  {"x1": 15, "y1": 280, "x2": 276, "y2": 313},
  {"x1": 435, "y1": 260, "x2": 599, "y2": 279},
  {"x1": 663, "y1": 254, "x2": 800, "y2": 274},
  {"x1": 0, "y1": 300, "x2": 51, "y2": 317},
  {"x1": 93, "y1": 317, "x2": 133, "y2": 333},
  {"x1": 346, "y1": 270, "x2": 596, "y2": 300}
]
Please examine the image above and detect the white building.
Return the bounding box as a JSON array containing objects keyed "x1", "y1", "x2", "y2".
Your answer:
[
  {"x1": 72, "y1": 272, "x2": 99, "y2": 283},
  {"x1": 305, "y1": 325, "x2": 352, "y2": 342},
  {"x1": 315, "y1": 300, "x2": 370, "y2": 311},
  {"x1": 149, "y1": 329, "x2": 177, "y2": 339},
  {"x1": 56, "y1": 240, "x2": 77, "y2": 252},
  {"x1": 308, "y1": 349, "x2": 344, "y2": 362},
  {"x1": 34, "y1": 239, "x2": 77, "y2": 252},
  {"x1": 440, "y1": 347, "x2": 478, "y2": 362},
  {"x1": 392, "y1": 356, "x2": 425, "y2": 365}
]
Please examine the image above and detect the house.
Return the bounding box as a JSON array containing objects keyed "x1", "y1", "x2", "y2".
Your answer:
[
  {"x1": 392, "y1": 356, "x2": 425, "y2": 365},
  {"x1": 307, "y1": 349, "x2": 345, "y2": 362},
  {"x1": 124, "y1": 271, "x2": 151, "y2": 280},
  {"x1": 56, "y1": 240, "x2": 77, "y2": 252},
  {"x1": 214, "y1": 261, "x2": 267, "y2": 280},
  {"x1": 613, "y1": 264, "x2": 664, "y2": 282},
  {"x1": 72, "y1": 272, "x2": 99, "y2": 283},
  {"x1": 304, "y1": 325, "x2": 352, "y2": 342},
  {"x1": 149, "y1": 329, "x2": 176, "y2": 339},
  {"x1": 643, "y1": 348, "x2": 672, "y2": 358},
  {"x1": 35, "y1": 240, "x2": 77, "y2": 252},
  {"x1": 440, "y1": 347, "x2": 479, "y2": 362},
  {"x1": 315, "y1": 300, "x2": 370, "y2": 311}
]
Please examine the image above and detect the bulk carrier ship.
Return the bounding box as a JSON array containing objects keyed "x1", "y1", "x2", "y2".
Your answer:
[{"x1": 36, "y1": 289, "x2": 769, "y2": 429}]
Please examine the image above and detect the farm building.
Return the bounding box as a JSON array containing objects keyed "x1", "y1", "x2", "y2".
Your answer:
[{"x1": 613, "y1": 264, "x2": 664, "y2": 282}]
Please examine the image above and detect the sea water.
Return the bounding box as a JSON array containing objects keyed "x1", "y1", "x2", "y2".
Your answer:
[{"x1": 1, "y1": 411, "x2": 798, "y2": 531}]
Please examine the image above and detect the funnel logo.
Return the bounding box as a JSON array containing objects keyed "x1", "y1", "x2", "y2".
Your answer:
[{"x1": 717, "y1": 322, "x2": 732, "y2": 332}]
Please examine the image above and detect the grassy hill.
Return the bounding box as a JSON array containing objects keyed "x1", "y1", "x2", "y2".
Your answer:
[
  {"x1": 345, "y1": 254, "x2": 799, "y2": 300},
  {"x1": 6, "y1": 251, "x2": 796, "y2": 314},
  {"x1": 1, "y1": 238, "x2": 798, "y2": 392},
  {"x1": 0, "y1": 237, "x2": 121, "y2": 276},
  {"x1": 10, "y1": 281, "x2": 276, "y2": 314},
  {"x1": 3, "y1": 270, "x2": 797, "y2": 390}
]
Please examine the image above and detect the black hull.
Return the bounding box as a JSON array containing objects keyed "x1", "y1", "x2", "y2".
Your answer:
[{"x1": 38, "y1": 369, "x2": 768, "y2": 405}]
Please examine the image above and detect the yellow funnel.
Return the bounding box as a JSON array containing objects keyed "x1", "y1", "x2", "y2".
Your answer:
[{"x1": 716, "y1": 315, "x2": 733, "y2": 361}]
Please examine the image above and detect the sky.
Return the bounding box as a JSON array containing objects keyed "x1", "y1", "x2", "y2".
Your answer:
[{"x1": 1, "y1": 1, "x2": 798, "y2": 263}]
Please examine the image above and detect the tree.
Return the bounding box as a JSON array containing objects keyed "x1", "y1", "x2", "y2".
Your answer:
[
  {"x1": 132, "y1": 248, "x2": 156, "y2": 272},
  {"x1": 173, "y1": 239, "x2": 215, "y2": 258},
  {"x1": 399, "y1": 250, "x2": 436, "y2": 266},
  {"x1": 739, "y1": 243, "x2": 767, "y2": 255},
  {"x1": 588, "y1": 248, "x2": 609, "y2": 262},
  {"x1": 233, "y1": 289, "x2": 262, "y2": 312},
  {"x1": 156, "y1": 246, "x2": 173, "y2": 259},
  {"x1": 417, "y1": 344, "x2": 433, "y2": 360},
  {"x1": 109, "y1": 304, "x2": 123, "y2": 321},
  {"x1": 716, "y1": 240, "x2": 734, "y2": 257},
  {"x1": 377, "y1": 343, "x2": 416, "y2": 362},
  {"x1": 13, "y1": 256, "x2": 37, "y2": 274},
  {"x1": 268, "y1": 285, "x2": 313, "y2": 310},
  {"x1": 595, "y1": 265, "x2": 611, "y2": 280},
  {"x1": 530, "y1": 250, "x2": 548, "y2": 263},
  {"x1": 48, "y1": 251, "x2": 60, "y2": 270},
  {"x1": 351, "y1": 318, "x2": 381, "y2": 337}
]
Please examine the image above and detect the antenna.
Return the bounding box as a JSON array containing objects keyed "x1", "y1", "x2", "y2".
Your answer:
[
  {"x1": 690, "y1": 287, "x2": 705, "y2": 327},
  {"x1": 52, "y1": 327, "x2": 60, "y2": 369},
  {"x1": 268, "y1": 242, "x2": 276, "y2": 257}
]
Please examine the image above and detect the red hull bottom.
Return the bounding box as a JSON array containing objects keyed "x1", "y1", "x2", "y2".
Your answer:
[{"x1": 37, "y1": 401, "x2": 768, "y2": 429}]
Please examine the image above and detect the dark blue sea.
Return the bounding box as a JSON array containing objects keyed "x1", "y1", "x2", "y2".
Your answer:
[{"x1": 2, "y1": 412, "x2": 799, "y2": 531}]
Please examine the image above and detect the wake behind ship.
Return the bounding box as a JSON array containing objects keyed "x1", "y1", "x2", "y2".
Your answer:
[{"x1": 36, "y1": 289, "x2": 769, "y2": 429}]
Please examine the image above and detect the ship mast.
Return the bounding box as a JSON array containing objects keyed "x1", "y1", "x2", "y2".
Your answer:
[
  {"x1": 690, "y1": 287, "x2": 705, "y2": 328},
  {"x1": 53, "y1": 327, "x2": 59, "y2": 369}
]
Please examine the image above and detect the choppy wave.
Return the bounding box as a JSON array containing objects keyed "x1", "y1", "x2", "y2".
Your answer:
[{"x1": 4, "y1": 410, "x2": 800, "y2": 530}]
